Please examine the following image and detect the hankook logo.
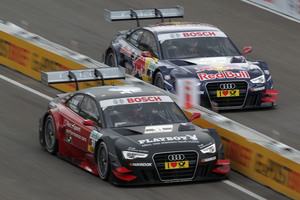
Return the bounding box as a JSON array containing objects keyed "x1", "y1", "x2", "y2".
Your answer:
[
  {"x1": 220, "y1": 83, "x2": 236, "y2": 90},
  {"x1": 168, "y1": 154, "x2": 185, "y2": 161}
]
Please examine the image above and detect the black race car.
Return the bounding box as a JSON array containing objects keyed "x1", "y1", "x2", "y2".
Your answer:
[
  {"x1": 103, "y1": 6, "x2": 278, "y2": 110},
  {"x1": 39, "y1": 67, "x2": 230, "y2": 185}
]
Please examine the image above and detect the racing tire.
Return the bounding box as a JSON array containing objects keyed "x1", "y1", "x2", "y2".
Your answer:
[
  {"x1": 154, "y1": 72, "x2": 165, "y2": 90},
  {"x1": 105, "y1": 49, "x2": 117, "y2": 67},
  {"x1": 44, "y1": 115, "x2": 58, "y2": 154},
  {"x1": 97, "y1": 141, "x2": 111, "y2": 181}
]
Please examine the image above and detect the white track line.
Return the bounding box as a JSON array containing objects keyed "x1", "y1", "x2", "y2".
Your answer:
[
  {"x1": 224, "y1": 180, "x2": 267, "y2": 200},
  {"x1": 242, "y1": 0, "x2": 300, "y2": 24},
  {"x1": 0, "y1": 74, "x2": 53, "y2": 101},
  {"x1": 0, "y1": 73, "x2": 267, "y2": 200}
]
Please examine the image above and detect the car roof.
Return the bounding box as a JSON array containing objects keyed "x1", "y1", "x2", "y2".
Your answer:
[
  {"x1": 75, "y1": 84, "x2": 168, "y2": 101},
  {"x1": 143, "y1": 22, "x2": 221, "y2": 35}
]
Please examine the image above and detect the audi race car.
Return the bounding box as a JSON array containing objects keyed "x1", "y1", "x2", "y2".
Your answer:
[
  {"x1": 39, "y1": 67, "x2": 230, "y2": 185},
  {"x1": 103, "y1": 6, "x2": 278, "y2": 110}
]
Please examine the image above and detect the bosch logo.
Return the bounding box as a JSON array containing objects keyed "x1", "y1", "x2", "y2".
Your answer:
[
  {"x1": 168, "y1": 154, "x2": 185, "y2": 161},
  {"x1": 220, "y1": 83, "x2": 236, "y2": 90}
]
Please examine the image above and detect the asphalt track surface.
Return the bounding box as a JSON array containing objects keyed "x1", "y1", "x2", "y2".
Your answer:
[{"x1": 0, "y1": 0, "x2": 298, "y2": 199}]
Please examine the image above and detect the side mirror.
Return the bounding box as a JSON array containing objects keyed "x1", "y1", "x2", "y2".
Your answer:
[
  {"x1": 190, "y1": 113, "x2": 201, "y2": 121},
  {"x1": 82, "y1": 119, "x2": 96, "y2": 127},
  {"x1": 241, "y1": 46, "x2": 253, "y2": 55},
  {"x1": 141, "y1": 51, "x2": 153, "y2": 58}
]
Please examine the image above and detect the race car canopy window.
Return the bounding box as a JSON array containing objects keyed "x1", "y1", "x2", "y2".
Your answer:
[
  {"x1": 100, "y1": 96, "x2": 189, "y2": 128},
  {"x1": 79, "y1": 96, "x2": 100, "y2": 123},
  {"x1": 66, "y1": 94, "x2": 84, "y2": 114},
  {"x1": 160, "y1": 33, "x2": 240, "y2": 59}
]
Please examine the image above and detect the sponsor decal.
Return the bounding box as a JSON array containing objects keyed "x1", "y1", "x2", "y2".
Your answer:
[
  {"x1": 129, "y1": 163, "x2": 152, "y2": 167},
  {"x1": 158, "y1": 30, "x2": 226, "y2": 41},
  {"x1": 264, "y1": 70, "x2": 270, "y2": 75},
  {"x1": 198, "y1": 71, "x2": 250, "y2": 81},
  {"x1": 183, "y1": 31, "x2": 216, "y2": 37},
  {"x1": 127, "y1": 96, "x2": 163, "y2": 103},
  {"x1": 109, "y1": 86, "x2": 142, "y2": 94},
  {"x1": 217, "y1": 89, "x2": 239, "y2": 97},
  {"x1": 138, "y1": 134, "x2": 199, "y2": 147},
  {"x1": 222, "y1": 137, "x2": 252, "y2": 168},
  {"x1": 251, "y1": 86, "x2": 265, "y2": 92},
  {"x1": 164, "y1": 75, "x2": 171, "y2": 80},
  {"x1": 196, "y1": 65, "x2": 246, "y2": 72},
  {"x1": 133, "y1": 56, "x2": 146, "y2": 78},
  {"x1": 63, "y1": 119, "x2": 86, "y2": 142},
  {"x1": 145, "y1": 125, "x2": 173, "y2": 134},
  {"x1": 165, "y1": 161, "x2": 189, "y2": 170},
  {"x1": 100, "y1": 96, "x2": 173, "y2": 108},
  {"x1": 201, "y1": 156, "x2": 216, "y2": 163},
  {"x1": 64, "y1": 119, "x2": 81, "y2": 132},
  {"x1": 89, "y1": 130, "x2": 103, "y2": 141},
  {"x1": 88, "y1": 131, "x2": 102, "y2": 152}
]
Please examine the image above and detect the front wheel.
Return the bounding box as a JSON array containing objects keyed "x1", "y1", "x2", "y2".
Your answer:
[
  {"x1": 97, "y1": 141, "x2": 110, "y2": 180},
  {"x1": 154, "y1": 72, "x2": 165, "y2": 90},
  {"x1": 44, "y1": 115, "x2": 58, "y2": 154},
  {"x1": 105, "y1": 50, "x2": 117, "y2": 67}
]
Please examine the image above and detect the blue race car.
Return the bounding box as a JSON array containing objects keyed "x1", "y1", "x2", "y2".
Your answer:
[{"x1": 103, "y1": 6, "x2": 278, "y2": 110}]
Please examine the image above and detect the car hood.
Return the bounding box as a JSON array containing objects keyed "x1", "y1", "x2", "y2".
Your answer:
[
  {"x1": 112, "y1": 123, "x2": 214, "y2": 152},
  {"x1": 166, "y1": 56, "x2": 263, "y2": 81}
]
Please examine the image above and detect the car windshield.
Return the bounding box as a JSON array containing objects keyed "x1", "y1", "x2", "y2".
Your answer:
[
  {"x1": 161, "y1": 37, "x2": 240, "y2": 59},
  {"x1": 102, "y1": 102, "x2": 189, "y2": 128}
]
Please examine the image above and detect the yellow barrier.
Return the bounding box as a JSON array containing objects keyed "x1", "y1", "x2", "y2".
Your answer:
[
  {"x1": 0, "y1": 30, "x2": 124, "y2": 92},
  {"x1": 186, "y1": 113, "x2": 300, "y2": 200},
  {"x1": 1, "y1": 27, "x2": 299, "y2": 199}
]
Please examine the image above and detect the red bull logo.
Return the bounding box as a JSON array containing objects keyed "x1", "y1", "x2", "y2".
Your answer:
[{"x1": 198, "y1": 71, "x2": 250, "y2": 81}]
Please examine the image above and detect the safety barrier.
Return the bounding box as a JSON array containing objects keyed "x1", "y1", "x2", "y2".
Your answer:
[
  {"x1": 243, "y1": 0, "x2": 300, "y2": 22},
  {"x1": 0, "y1": 21, "x2": 299, "y2": 199}
]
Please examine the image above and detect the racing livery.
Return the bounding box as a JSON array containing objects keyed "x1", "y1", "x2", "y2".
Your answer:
[
  {"x1": 39, "y1": 68, "x2": 230, "y2": 185},
  {"x1": 103, "y1": 6, "x2": 278, "y2": 110}
]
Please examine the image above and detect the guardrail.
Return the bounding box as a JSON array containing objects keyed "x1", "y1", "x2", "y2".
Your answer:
[
  {"x1": 0, "y1": 21, "x2": 299, "y2": 199},
  {"x1": 243, "y1": 0, "x2": 300, "y2": 22}
]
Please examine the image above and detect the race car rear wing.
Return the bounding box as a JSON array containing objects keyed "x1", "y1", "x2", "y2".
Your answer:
[
  {"x1": 104, "y1": 6, "x2": 184, "y2": 26},
  {"x1": 41, "y1": 67, "x2": 125, "y2": 90}
]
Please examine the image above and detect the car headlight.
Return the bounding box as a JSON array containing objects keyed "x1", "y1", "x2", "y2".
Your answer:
[
  {"x1": 250, "y1": 75, "x2": 265, "y2": 84},
  {"x1": 122, "y1": 151, "x2": 148, "y2": 160},
  {"x1": 200, "y1": 144, "x2": 216, "y2": 154}
]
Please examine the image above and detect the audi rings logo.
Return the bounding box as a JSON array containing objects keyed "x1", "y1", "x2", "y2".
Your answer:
[
  {"x1": 168, "y1": 154, "x2": 185, "y2": 161},
  {"x1": 220, "y1": 83, "x2": 236, "y2": 90}
]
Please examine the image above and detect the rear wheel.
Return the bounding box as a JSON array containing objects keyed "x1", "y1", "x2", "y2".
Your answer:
[
  {"x1": 105, "y1": 49, "x2": 117, "y2": 67},
  {"x1": 97, "y1": 141, "x2": 110, "y2": 180},
  {"x1": 154, "y1": 72, "x2": 165, "y2": 90},
  {"x1": 44, "y1": 115, "x2": 58, "y2": 154}
]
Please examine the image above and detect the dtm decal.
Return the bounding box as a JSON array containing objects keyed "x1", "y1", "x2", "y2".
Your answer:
[{"x1": 198, "y1": 71, "x2": 250, "y2": 81}]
